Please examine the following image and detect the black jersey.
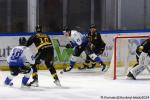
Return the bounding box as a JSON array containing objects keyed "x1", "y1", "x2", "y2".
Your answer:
[
  {"x1": 141, "y1": 39, "x2": 150, "y2": 53},
  {"x1": 26, "y1": 33, "x2": 52, "y2": 49},
  {"x1": 88, "y1": 31, "x2": 105, "y2": 49}
]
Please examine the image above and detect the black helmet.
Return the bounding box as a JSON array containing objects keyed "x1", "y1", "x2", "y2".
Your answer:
[
  {"x1": 90, "y1": 24, "x2": 96, "y2": 29},
  {"x1": 62, "y1": 26, "x2": 71, "y2": 32},
  {"x1": 19, "y1": 37, "x2": 27, "y2": 46},
  {"x1": 35, "y1": 25, "x2": 42, "y2": 33}
]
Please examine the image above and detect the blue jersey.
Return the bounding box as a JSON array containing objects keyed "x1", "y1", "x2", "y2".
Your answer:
[{"x1": 7, "y1": 46, "x2": 35, "y2": 67}]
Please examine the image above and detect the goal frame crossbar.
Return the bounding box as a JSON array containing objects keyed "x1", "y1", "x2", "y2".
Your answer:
[{"x1": 113, "y1": 35, "x2": 148, "y2": 80}]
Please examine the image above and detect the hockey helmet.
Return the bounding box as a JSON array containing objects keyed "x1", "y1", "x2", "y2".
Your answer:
[
  {"x1": 90, "y1": 24, "x2": 96, "y2": 29},
  {"x1": 35, "y1": 25, "x2": 42, "y2": 33},
  {"x1": 19, "y1": 37, "x2": 27, "y2": 46},
  {"x1": 62, "y1": 26, "x2": 71, "y2": 32}
]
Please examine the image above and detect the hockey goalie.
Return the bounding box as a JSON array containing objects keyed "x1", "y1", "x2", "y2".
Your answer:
[{"x1": 127, "y1": 35, "x2": 150, "y2": 80}]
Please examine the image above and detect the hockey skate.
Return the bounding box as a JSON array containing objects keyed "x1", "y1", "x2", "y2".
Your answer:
[
  {"x1": 127, "y1": 72, "x2": 136, "y2": 80},
  {"x1": 28, "y1": 79, "x2": 39, "y2": 87},
  {"x1": 63, "y1": 66, "x2": 73, "y2": 72},
  {"x1": 4, "y1": 82, "x2": 13, "y2": 86},
  {"x1": 78, "y1": 64, "x2": 87, "y2": 70},
  {"x1": 54, "y1": 80, "x2": 61, "y2": 87},
  {"x1": 101, "y1": 63, "x2": 108, "y2": 72},
  {"x1": 87, "y1": 64, "x2": 95, "y2": 69},
  {"x1": 21, "y1": 83, "x2": 30, "y2": 88},
  {"x1": 87, "y1": 62, "x2": 96, "y2": 69}
]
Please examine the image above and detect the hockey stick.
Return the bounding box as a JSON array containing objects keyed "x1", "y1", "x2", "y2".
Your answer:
[
  {"x1": 56, "y1": 39, "x2": 66, "y2": 47},
  {"x1": 60, "y1": 52, "x2": 69, "y2": 74},
  {"x1": 145, "y1": 65, "x2": 150, "y2": 73}
]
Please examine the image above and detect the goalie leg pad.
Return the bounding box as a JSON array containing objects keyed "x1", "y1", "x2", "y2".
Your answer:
[{"x1": 130, "y1": 65, "x2": 145, "y2": 78}]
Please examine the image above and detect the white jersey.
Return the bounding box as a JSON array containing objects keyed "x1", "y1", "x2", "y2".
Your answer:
[
  {"x1": 69, "y1": 30, "x2": 88, "y2": 47},
  {"x1": 7, "y1": 46, "x2": 35, "y2": 67}
]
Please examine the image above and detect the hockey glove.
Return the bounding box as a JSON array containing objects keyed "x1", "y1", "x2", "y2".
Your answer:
[
  {"x1": 65, "y1": 43, "x2": 72, "y2": 48},
  {"x1": 24, "y1": 62, "x2": 31, "y2": 67},
  {"x1": 99, "y1": 48, "x2": 105, "y2": 55}
]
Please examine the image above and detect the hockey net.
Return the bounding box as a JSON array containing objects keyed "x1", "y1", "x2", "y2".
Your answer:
[{"x1": 107, "y1": 34, "x2": 149, "y2": 80}]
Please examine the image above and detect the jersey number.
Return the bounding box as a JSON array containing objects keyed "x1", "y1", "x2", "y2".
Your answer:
[
  {"x1": 11, "y1": 48, "x2": 23, "y2": 60},
  {"x1": 39, "y1": 38, "x2": 49, "y2": 44}
]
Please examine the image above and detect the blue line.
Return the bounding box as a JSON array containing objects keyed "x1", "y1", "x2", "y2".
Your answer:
[{"x1": 0, "y1": 29, "x2": 149, "y2": 36}]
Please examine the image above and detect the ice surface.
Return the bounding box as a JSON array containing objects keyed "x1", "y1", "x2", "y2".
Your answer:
[{"x1": 0, "y1": 69, "x2": 150, "y2": 100}]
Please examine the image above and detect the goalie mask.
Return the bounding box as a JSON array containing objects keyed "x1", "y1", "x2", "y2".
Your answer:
[{"x1": 19, "y1": 37, "x2": 27, "y2": 46}]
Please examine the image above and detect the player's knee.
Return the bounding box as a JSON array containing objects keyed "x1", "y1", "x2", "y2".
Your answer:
[{"x1": 45, "y1": 61, "x2": 54, "y2": 69}]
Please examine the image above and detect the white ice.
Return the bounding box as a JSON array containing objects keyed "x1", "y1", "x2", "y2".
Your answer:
[{"x1": 0, "y1": 69, "x2": 150, "y2": 100}]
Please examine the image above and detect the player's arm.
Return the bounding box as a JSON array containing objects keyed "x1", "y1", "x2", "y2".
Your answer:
[
  {"x1": 6, "y1": 48, "x2": 14, "y2": 63},
  {"x1": 26, "y1": 35, "x2": 36, "y2": 47},
  {"x1": 66, "y1": 31, "x2": 82, "y2": 48},
  {"x1": 74, "y1": 32, "x2": 82, "y2": 46},
  {"x1": 23, "y1": 47, "x2": 35, "y2": 65}
]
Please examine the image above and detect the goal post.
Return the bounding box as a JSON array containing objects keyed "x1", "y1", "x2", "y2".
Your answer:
[{"x1": 110, "y1": 34, "x2": 148, "y2": 80}]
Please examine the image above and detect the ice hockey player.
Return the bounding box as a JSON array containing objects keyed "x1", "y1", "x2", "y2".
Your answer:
[
  {"x1": 78, "y1": 24, "x2": 106, "y2": 69},
  {"x1": 26, "y1": 25, "x2": 61, "y2": 87},
  {"x1": 127, "y1": 35, "x2": 150, "y2": 80},
  {"x1": 4, "y1": 37, "x2": 34, "y2": 87},
  {"x1": 62, "y1": 26, "x2": 106, "y2": 72}
]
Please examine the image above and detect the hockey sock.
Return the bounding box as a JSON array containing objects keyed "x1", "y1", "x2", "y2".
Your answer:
[
  {"x1": 4, "y1": 77, "x2": 12, "y2": 85},
  {"x1": 48, "y1": 67, "x2": 59, "y2": 81},
  {"x1": 70, "y1": 60, "x2": 75, "y2": 68},
  {"x1": 22, "y1": 76, "x2": 29, "y2": 85},
  {"x1": 94, "y1": 57, "x2": 102, "y2": 63},
  {"x1": 32, "y1": 72, "x2": 38, "y2": 80},
  {"x1": 83, "y1": 60, "x2": 90, "y2": 67},
  {"x1": 52, "y1": 73, "x2": 59, "y2": 81},
  {"x1": 91, "y1": 61, "x2": 96, "y2": 67}
]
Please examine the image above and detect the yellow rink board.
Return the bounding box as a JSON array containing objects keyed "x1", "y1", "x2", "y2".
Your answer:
[{"x1": 0, "y1": 62, "x2": 111, "y2": 71}]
